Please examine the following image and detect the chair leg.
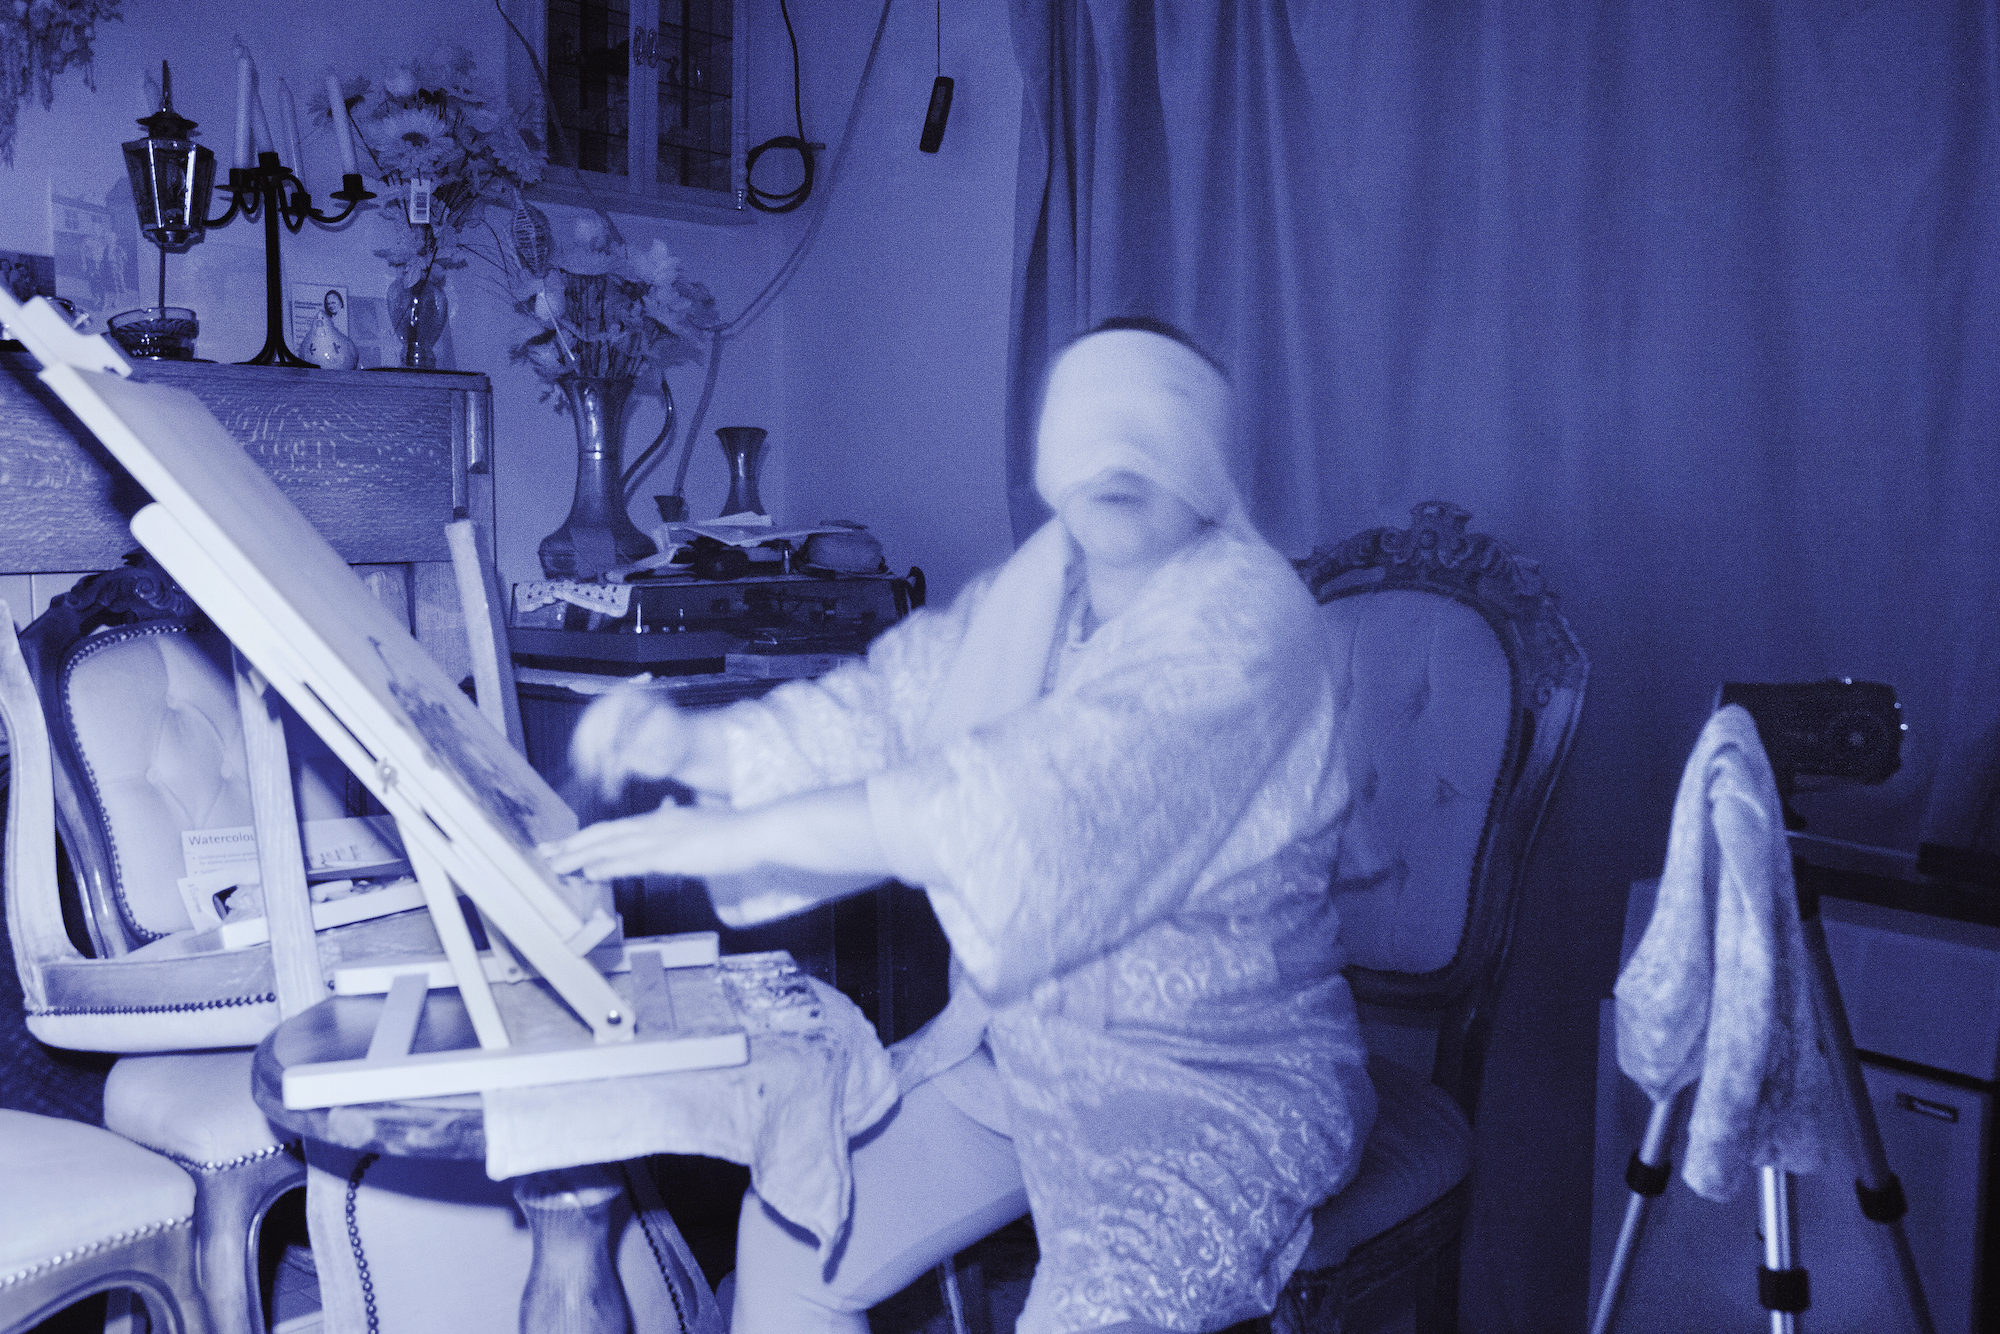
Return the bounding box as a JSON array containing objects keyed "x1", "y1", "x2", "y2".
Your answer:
[
  {"x1": 189, "y1": 1150, "x2": 308, "y2": 1334},
  {"x1": 1413, "y1": 1237, "x2": 1461, "y2": 1334},
  {"x1": 103, "y1": 1289, "x2": 140, "y2": 1334},
  {"x1": 937, "y1": 1260, "x2": 970, "y2": 1334}
]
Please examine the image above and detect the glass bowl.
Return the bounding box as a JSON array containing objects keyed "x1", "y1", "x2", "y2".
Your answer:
[{"x1": 108, "y1": 306, "x2": 199, "y2": 360}]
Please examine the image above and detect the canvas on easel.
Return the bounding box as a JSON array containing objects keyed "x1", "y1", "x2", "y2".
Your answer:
[{"x1": 0, "y1": 290, "x2": 746, "y2": 1108}]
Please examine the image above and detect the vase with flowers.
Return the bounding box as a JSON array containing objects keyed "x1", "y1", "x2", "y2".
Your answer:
[
  {"x1": 511, "y1": 213, "x2": 719, "y2": 578},
  {"x1": 326, "y1": 47, "x2": 544, "y2": 368}
]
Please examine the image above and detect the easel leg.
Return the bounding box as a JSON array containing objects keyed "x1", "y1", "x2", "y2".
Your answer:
[
  {"x1": 1797, "y1": 911, "x2": 1937, "y2": 1334},
  {"x1": 515, "y1": 1166, "x2": 633, "y2": 1334},
  {"x1": 1759, "y1": 1167, "x2": 1804, "y2": 1334},
  {"x1": 1589, "y1": 1088, "x2": 1685, "y2": 1334}
]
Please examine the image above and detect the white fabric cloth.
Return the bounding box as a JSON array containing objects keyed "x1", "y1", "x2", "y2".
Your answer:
[
  {"x1": 481, "y1": 955, "x2": 896, "y2": 1251},
  {"x1": 1613, "y1": 705, "x2": 1833, "y2": 1201}
]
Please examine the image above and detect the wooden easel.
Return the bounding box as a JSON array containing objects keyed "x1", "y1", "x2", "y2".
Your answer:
[{"x1": 1, "y1": 290, "x2": 745, "y2": 1108}]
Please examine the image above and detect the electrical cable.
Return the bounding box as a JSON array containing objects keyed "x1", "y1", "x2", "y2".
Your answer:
[
  {"x1": 645, "y1": 0, "x2": 898, "y2": 500},
  {"x1": 744, "y1": 0, "x2": 814, "y2": 212}
]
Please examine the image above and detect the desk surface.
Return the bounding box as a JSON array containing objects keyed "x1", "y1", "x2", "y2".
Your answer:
[{"x1": 252, "y1": 990, "x2": 490, "y2": 1161}]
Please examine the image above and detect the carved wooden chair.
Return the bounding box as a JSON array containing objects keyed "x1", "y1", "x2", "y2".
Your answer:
[{"x1": 1270, "y1": 501, "x2": 1587, "y2": 1334}]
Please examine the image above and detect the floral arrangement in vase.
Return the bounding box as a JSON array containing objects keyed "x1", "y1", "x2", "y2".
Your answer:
[
  {"x1": 0, "y1": 0, "x2": 122, "y2": 165},
  {"x1": 509, "y1": 211, "x2": 722, "y2": 578},
  {"x1": 509, "y1": 213, "x2": 718, "y2": 387},
  {"x1": 321, "y1": 46, "x2": 544, "y2": 366}
]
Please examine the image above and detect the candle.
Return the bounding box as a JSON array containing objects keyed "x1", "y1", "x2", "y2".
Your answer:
[
  {"x1": 252, "y1": 81, "x2": 276, "y2": 160},
  {"x1": 234, "y1": 50, "x2": 252, "y2": 169},
  {"x1": 326, "y1": 74, "x2": 358, "y2": 177},
  {"x1": 278, "y1": 80, "x2": 304, "y2": 174}
]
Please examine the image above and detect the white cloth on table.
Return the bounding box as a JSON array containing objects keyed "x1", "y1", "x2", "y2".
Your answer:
[
  {"x1": 480, "y1": 954, "x2": 896, "y2": 1253},
  {"x1": 1613, "y1": 704, "x2": 1833, "y2": 1202}
]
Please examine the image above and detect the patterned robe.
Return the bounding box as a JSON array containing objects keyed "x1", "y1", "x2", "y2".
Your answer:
[{"x1": 720, "y1": 526, "x2": 1374, "y2": 1333}]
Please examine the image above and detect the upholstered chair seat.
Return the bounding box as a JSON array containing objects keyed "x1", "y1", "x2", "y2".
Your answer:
[
  {"x1": 1296, "y1": 1055, "x2": 1476, "y2": 1273},
  {"x1": 104, "y1": 1051, "x2": 302, "y2": 1334},
  {"x1": 0, "y1": 1107, "x2": 209, "y2": 1333}
]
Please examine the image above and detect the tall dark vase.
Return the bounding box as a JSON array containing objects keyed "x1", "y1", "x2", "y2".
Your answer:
[
  {"x1": 716, "y1": 426, "x2": 770, "y2": 516},
  {"x1": 538, "y1": 376, "x2": 659, "y2": 579}
]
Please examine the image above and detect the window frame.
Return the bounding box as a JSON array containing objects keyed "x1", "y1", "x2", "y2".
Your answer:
[{"x1": 507, "y1": 0, "x2": 751, "y2": 225}]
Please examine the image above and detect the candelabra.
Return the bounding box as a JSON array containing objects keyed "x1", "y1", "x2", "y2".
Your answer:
[{"x1": 202, "y1": 153, "x2": 375, "y2": 367}]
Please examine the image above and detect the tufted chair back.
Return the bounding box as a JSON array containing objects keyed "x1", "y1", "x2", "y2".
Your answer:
[
  {"x1": 53, "y1": 621, "x2": 354, "y2": 947},
  {"x1": 1302, "y1": 500, "x2": 1587, "y2": 1115},
  {"x1": 5, "y1": 563, "x2": 409, "y2": 1055}
]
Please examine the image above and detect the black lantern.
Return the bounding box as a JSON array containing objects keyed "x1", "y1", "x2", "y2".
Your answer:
[{"x1": 122, "y1": 62, "x2": 215, "y2": 255}]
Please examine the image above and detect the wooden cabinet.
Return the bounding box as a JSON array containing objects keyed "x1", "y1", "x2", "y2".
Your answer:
[{"x1": 0, "y1": 353, "x2": 492, "y2": 681}]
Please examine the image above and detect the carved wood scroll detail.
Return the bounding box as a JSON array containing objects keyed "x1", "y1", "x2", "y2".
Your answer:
[{"x1": 1295, "y1": 500, "x2": 1587, "y2": 706}]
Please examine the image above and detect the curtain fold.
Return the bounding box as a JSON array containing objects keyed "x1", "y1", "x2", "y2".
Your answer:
[{"x1": 1006, "y1": 2, "x2": 2000, "y2": 1329}]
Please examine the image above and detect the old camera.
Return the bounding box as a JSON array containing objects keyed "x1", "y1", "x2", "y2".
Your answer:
[{"x1": 1718, "y1": 678, "x2": 1903, "y2": 786}]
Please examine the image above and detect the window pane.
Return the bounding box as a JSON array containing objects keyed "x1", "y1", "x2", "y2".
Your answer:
[
  {"x1": 657, "y1": 0, "x2": 731, "y2": 193},
  {"x1": 549, "y1": 0, "x2": 631, "y2": 176}
]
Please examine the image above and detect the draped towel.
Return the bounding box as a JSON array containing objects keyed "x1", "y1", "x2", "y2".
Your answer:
[{"x1": 1613, "y1": 704, "x2": 1832, "y2": 1201}]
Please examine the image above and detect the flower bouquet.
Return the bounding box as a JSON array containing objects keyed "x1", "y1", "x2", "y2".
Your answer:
[
  {"x1": 323, "y1": 46, "x2": 544, "y2": 366},
  {"x1": 509, "y1": 213, "x2": 718, "y2": 385},
  {"x1": 510, "y1": 212, "x2": 721, "y2": 578}
]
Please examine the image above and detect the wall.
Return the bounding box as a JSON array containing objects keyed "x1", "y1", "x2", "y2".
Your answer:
[{"x1": 746, "y1": 0, "x2": 1022, "y2": 603}]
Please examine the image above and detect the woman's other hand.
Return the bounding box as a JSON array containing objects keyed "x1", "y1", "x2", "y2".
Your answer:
[
  {"x1": 567, "y1": 683, "x2": 702, "y2": 801},
  {"x1": 541, "y1": 783, "x2": 892, "y2": 927},
  {"x1": 545, "y1": 784, "x2": 886, "y2": 879}
]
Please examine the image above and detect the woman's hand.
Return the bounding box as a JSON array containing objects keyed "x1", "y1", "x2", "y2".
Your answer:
[
  {"x1": 567, "y1": 683, "x2": 708, "y2": 802},
  {"x1": 544, "y1": 800, "x2": 765, "y2": 882},
  {"x1": 541, "y1": 783, "x2": 895, "y2": 927}
]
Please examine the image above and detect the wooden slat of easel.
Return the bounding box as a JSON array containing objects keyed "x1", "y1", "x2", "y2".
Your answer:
[{"x1": 233, "y1": 649, "x2": 323, "y2": 1019}]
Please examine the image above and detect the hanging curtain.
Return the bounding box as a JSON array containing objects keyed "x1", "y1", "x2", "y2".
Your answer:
[{"x1": 1006, "y1": 2, "x2": 2000, "y2": 1329}]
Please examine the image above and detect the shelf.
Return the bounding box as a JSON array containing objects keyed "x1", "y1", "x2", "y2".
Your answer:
[{"x1": 529, "y1": 166, "x2": 752, "y2": 225}]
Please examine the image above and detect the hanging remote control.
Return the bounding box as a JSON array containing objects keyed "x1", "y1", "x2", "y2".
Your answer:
[{"x1": 920, "y1": 76, "x2": 955, "y2": 153}]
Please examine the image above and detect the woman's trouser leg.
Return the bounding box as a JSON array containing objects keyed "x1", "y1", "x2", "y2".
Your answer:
[{"x1": 730, "y1": 1077, "x2": 1028, "y2": 1334}]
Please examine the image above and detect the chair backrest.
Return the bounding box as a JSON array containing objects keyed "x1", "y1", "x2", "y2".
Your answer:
[
  {"x1": 17, "y1": 564, "x2": 353, "y2": 954},
  {"x1": 3, "y1": 563, "x2": 407, "y2": 1053},
  {"x1": 1301, "y1": 501, "x2": 1587, "y2": 1116}
]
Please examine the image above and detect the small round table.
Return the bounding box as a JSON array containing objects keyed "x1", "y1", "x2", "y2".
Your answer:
[{"x1": 252, "y1": 991, "x2": 636, "y2": 1334}]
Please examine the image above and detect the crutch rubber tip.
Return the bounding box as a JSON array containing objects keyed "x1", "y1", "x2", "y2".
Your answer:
[
  {"x1": 1625, "y1": 1152, "x2": 1671, "y2": 1197},
  {"x1": 1758, "y1": 1265, "x2": 1811, "y2": 1313},
  {"x1": 1855, "y1": 1174, "x2": 1908, "y2": 1223}
]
